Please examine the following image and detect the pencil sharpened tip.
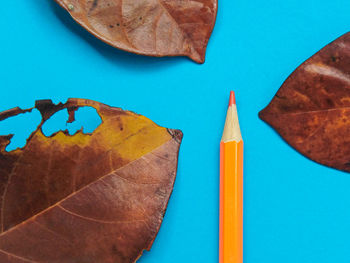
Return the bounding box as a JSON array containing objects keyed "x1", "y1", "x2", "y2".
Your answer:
[{"x1": 229, "y1": 91, "x2": 236, "y2": 106}]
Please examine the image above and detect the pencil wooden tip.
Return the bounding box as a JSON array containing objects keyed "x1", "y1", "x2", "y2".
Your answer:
[
  {"x1": 222, "y1": 91, "x2": 242, "y2": 142},
  {"x1": 229, "y1": 91, "x2": 236, "y2": 106}
]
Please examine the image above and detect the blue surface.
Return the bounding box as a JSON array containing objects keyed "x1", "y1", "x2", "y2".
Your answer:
[{"x1": 1, "y1": 0, "x2": 350, "y2": 262}]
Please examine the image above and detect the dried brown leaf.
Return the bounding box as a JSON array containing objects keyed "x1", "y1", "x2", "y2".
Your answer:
[
  {"x1": 259, "y1": 32, "x2": 350, "y2": 172},
  {"x1": 54, "y1": 0, "x2": 217, "y2": 63},
  {"x1": 0, "y1": 98, "x2": 183, "y2": 262}
]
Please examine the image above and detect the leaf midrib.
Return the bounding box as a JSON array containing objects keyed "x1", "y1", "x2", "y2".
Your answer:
[{"x1": 0, "y1": 137, "x2": 173, "y2": 239}]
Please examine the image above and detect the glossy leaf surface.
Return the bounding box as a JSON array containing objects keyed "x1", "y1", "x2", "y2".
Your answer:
[
  {"x1": 0, "y1": 99, "x2": 182, "y2": 262},
  {"x1": 259, "y1": 32, "x2": 350, "y2": 172},
  {"x1": 54, "y1": 0, "x2": 217, "y2": 63}
]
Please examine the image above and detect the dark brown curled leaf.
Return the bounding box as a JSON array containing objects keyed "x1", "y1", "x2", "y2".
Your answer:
[
  {"x1": 0, "y1": 98, "x2": 183, "y2": 262},
  {"x1": 54, "y1": 0, "x2": 218, "y2": 63},
  {"x1": 259, "y1": 32, "x2": 350, "y2": 173}
]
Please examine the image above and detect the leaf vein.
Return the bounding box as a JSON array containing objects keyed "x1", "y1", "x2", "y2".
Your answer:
[
  {"x1": 0, "y1": 248, "x2": 38, "y2": 263},
  {"x1": 0, "y1": 139, "x2": 173, "y2": 238},
  {"x1": 58, "y1": 204, "x2": 145, "y2": 224}
]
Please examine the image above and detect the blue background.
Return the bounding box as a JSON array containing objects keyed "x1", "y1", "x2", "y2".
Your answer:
[{"x1": 1, "y1": 0, "x2": 350, "y2": 262}]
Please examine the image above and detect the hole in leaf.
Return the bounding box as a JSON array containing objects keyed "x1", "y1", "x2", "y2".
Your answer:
[
  {"x1": 0, "y1": 109, "x2": 42, "y2": 152},
  {"x1": 42, "y1": 107, "x2": 102, "y2": 137}
]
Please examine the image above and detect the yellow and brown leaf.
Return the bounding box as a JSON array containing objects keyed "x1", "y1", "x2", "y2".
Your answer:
[{"x1": 0, "y1": 98, "x2": 182, "y2": 262}]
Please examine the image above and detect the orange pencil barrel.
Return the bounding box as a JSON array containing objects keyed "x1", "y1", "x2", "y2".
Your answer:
[{"x1": 219, "y1": 91, "x2": 243, "y2": 263}]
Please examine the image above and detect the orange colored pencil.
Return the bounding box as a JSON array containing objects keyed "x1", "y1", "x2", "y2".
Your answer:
[{"x1": 219, "y1": 91, "x2": 243, "y2": 263}]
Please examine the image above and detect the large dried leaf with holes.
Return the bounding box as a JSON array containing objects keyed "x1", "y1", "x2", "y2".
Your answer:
[
  {"x1": 54, "y1": 0, "x2": 217, "y2": 63},
  {"x1": 0, "y1": 98, "x2": 182, "y2": 262},
  {"x1": 259, "y1": 32, "x2": 350, "y2": 173}
]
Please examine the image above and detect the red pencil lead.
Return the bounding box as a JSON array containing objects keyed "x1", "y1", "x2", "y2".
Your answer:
[{"x1": 229, "y1": 91, "x2": 236, "y2": 106}]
